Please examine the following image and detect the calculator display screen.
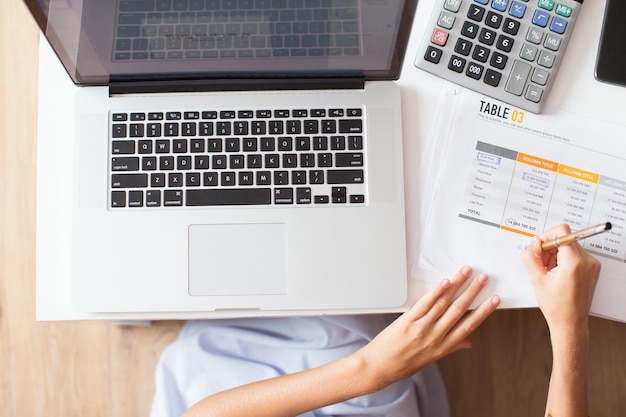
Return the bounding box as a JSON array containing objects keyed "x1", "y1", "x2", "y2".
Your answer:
[{"x1": 595, "y1": 0, "x2": 626, "y2": 87}]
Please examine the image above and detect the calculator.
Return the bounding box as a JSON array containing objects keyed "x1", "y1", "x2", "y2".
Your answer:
[{"x1": 415, "y1": 0, "x2": 582, "y2": 113}]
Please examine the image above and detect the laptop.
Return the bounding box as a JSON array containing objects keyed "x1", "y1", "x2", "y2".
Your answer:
[{"x1": 27, "y1": 0, "x2": 416, "y2": 314}]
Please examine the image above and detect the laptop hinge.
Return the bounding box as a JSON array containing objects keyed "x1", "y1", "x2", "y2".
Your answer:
[{"x1": 108, "y1": 77, "x2": 365, "y2": 96}]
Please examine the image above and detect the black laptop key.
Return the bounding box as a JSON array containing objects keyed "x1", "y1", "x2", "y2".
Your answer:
[
  {"x1": 310, "y1": 170, "x2": 324, "y2": 184},
  {"x1": 151, "y1": 173, "x2": 165, "y2": 187},
  {"x1": 111, "y1": 191, "x2": 126, "y2": 207},
  {"x1": 112, "y1": 124, "x2": 127, "y2": 138},
  {"x1": 321, "y1": 120, "x2": 336, "y2": 134},
  {"x1": 350, "y1": 194, "x2": 365, "y2": 203},
  {"x1": 296, "y1": 187, "x2": 312, "y2": 204},
  {"x1": 335, "y1": 153, "x2": 364, "y2": 167},
  {"x1": 164, "y1": 123, "x2": 179, "y2": 136},
  {"x1": 348, "y1": 135, "x2": 363, "y2": 150},
  {"x1": 111, "y1": 173, "x2": 148, "y2": 188},
  {"x1": 327, "y1": 169, "x2": 364, "y2": 184},
  {"x1": 146, "y1": 190, "x2": 161, "y2": 207},
  {"x1": 164, "y1": 190, "x2": 183, "y2": 206},
  {"x1": 332, "y1": 186, "x2": 347, "y2": 203},
  {"x1": 339, "y1": 119, "x2": 363, "y2": 133},
  {"x1": 274, "y1": 188, "x2": 294, "y2": 204},
  {"x1": 186, "y1": 188, "x2": 272, "y2": 206},
  {"x1": 304, "y1": 120, "x2": 319, "y2": 134},
  {"x1": 251, "y1": 121, "x2": 266, "y2": 136},
  {"x1": 128, "y1": 190, "x2": 144, "y2": 207},
  {"x1": 317, "y1": 153, "x2": 332, "y2": 167},
  {"x1": 286, "y1": 120, "x2": 301, "y2": 134},
  {"x1": 112, "y1": 140, "x2": 135, "y2": 154},
  {"x1": 112, "y1": 157, "x2": 140, "y2": 171},
  {"x1": 129, "y1": 123, "x2": 145, "y2": 137}
]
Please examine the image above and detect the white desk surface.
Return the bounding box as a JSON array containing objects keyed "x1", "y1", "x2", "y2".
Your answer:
[{"x1": 36, "y1": 0, "x2": 626, "y2": 320}]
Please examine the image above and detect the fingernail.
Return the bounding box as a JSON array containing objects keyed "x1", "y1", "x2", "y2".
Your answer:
[
  {"x1": 491, "y1": 295, "x2": 501, "y2": 306},
  {"x1": 461, "y1": 265, "x2": 472, "y2": 276},
  {"x1": 477, "y1": 273, "x2": 488, "y2": 284},
  {"x1": 440, "y1": 278, "x2": 451, "y2": 288}
]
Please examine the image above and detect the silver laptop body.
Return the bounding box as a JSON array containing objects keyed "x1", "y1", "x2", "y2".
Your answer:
[{"x1": 28, "y1": 0, "x2": 416, "y2": 314}]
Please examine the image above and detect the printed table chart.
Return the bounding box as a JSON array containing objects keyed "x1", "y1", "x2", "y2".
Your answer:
[{"x1": 460, "y1": 141, "x2": 626, "y2": 262}]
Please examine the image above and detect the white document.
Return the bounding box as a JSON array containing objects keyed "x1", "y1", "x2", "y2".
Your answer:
[{"x1": 412, "y1": 86, "x2": 626, "y2": 322}]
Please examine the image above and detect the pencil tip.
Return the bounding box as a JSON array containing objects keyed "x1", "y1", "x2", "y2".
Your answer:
[{"x1": 606, "y1": 222, "x2": 612, "y2": 230}]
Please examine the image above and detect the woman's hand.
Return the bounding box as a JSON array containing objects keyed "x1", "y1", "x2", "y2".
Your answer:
[
  {"x1": 521, "y1": 223, "x2": 601, "y2": 332},
  {"x1": 184, "y1": 265, "x2": 499, "y2": 417},
  {"x1": 521, "y1": 223, "x2": 601, "y2": 417},
  {"x1": 354, "y1": 265, "x2": 500, "y2": 391}
]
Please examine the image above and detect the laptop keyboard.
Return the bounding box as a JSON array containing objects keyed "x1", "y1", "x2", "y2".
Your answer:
[
  {"x1": 114, "y1": 0, "x2": 362, "y2": 61},
  {"x1": 109, "y1": 107, "x2": 367, "y2": 208}
]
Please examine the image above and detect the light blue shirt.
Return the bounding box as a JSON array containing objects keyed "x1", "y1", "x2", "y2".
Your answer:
[{"x1": 150, "y1": 315, "x2": 449, "y2": 417}]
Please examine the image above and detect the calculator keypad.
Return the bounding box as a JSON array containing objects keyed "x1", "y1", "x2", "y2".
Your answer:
[{"x1": 415, "y1": 0, "x2": 582, "y2": 113}]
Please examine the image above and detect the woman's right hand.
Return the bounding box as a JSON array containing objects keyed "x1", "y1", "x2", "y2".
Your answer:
[{"x1": 521, "y1": 223, "x2": 601, "y2": 332}]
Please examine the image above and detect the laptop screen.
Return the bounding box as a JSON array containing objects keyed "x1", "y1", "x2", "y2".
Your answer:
[{"x1": 24, "y1": 0, "x2": 417, "y2": 86}]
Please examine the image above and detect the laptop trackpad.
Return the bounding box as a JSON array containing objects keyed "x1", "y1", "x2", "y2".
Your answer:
[{"x1": 188, "y1": 224, "x2": 288, "y2": 296}]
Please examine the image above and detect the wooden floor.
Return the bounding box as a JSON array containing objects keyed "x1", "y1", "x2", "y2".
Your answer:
[{"x1": 2, "y1": 1, "x2": 625, "y2": 416}]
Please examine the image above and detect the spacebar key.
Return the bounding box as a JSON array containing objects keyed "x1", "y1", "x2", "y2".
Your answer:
[{"x1": 186, "y1": 188, "x2": 272, "y2": 206}]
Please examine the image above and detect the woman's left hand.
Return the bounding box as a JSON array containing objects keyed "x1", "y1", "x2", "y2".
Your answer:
[{"x1": 354, "y1": 265, "x2": 500, "y2": 391}]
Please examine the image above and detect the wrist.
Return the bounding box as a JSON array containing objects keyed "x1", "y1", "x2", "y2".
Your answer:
[
  {"x1": 349, "y1": 349, "x2": 394, "y2": 395},
  {"x1": 548, "y1": 322, "x2": 589, "y2": 350},
  {"x1": 545, "y1": 325, "x2": 590, "y2": 417},
  {"x1": 549, "y1": 325, "x2": 590, "y2": 374}
]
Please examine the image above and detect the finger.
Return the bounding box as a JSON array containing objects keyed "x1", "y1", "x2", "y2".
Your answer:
[
  {"x1": 535, "y1": 224, "x2": 572, "y2": 267},
  {"x1": 575, "y1": 243, "x2": 602, "y2": 280},
  {"x1": 521, "y1": 236, "x2": 547, "y2": 284},
  {"x1": 537, "y1": 223, "x2": 572, "y2": 241},
  {"x1": 541, "y1": 228, "x2": 585, "y2": 272},
  {"x1": 452, "y1": 339, "x2": 473, "y2": 351},
  {"x1": 404, "y1": 277, "x2": 452, "y2": 321},
  {"x1": 441, "y1": 295, "x2": 501, "y2": 353},
  {"x1": 422, "y1": 266, "x2": 474, "y2": 322},
  {"x1": 555, "y1": 238, "x2": 583, "y2": 261},
  {"x1": 435, "y1": 272, "x2": 490, "y2": 329},
  {"x1": 406, "y1": 265, "x2": 472, "y2": 321}
]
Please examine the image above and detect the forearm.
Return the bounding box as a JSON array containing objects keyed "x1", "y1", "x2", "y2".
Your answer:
[
  {"x1": 182, "y1": 353, "x2": 377, "y2": 417},
  {"x1": 545, "y1": 326, "x2": 589, "y2": 417},
  {"x1": 182, "y1": 269, "x2": 499, "y2": 417}
]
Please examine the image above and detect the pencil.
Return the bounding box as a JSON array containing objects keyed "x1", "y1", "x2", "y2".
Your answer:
[{"x1": 541, "y1": 222, "x2": 612, "y2": 251}]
